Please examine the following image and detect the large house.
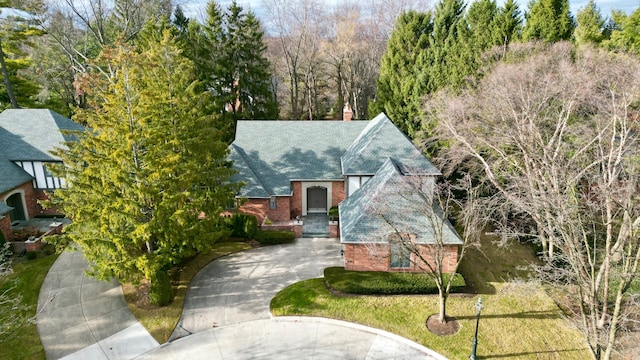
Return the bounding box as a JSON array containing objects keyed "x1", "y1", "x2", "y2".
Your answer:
[
  {"x1": 0, "y1": 109, "x2": 82, "y2": 240},
  {"x1": 229, "y1": 112, "x2": 462, "y2": 272}
]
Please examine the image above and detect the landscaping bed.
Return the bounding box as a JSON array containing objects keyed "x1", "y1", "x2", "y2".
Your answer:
[{"x1": 324, "y1": 267, "x2": 465, "y2": 295}]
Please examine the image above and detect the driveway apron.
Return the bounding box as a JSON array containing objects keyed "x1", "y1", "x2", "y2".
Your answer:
[
  {"x1": 37, "y1": 249, "x2": 158, "y2": 359},
  {"x1": 172, "y1": 237, "x2": 343, "y2": 339}
]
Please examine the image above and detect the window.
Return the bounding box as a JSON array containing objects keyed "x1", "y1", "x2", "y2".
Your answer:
[
  {"x1": 270, "y1": 196, "x2": 277, "y2": 209},
  {"x1": 389, "y1": 235, "x2": 411, "y2": 268}
]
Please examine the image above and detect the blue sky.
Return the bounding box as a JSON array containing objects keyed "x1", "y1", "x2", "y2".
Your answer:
[{"x1": 179, "y1": 0, "x2": 639, "y2": 23}]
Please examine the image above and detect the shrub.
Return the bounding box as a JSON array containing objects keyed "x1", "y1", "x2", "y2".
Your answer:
[
  {"x1": 0, "y1": 229, "x2": 5, "y2": 245},
  {"x1": 328, "y1": 206, "x2": 339, "y2": 221},
  {"x1": 254, "y1": 230, "x2": 295, "y2": 245},
  {"x1": 227, "y1": 213, "x2": 258, "y2": 239},
  {"x1": 324, "y1": 267, "x2": 466, "y2": 295},
  {"x1": 149, "y1": 270, "x2": 174, "y2": 306},
  {"x1": 25, "y1": 251, "x2": 38, "y2": 260}
]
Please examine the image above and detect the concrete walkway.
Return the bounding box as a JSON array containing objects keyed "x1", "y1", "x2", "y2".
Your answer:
[
  {"x1": 37, "y1": 239, "x2": 446, "y2": 359},
  {"x1": 37, "y1": 249, "x2": 158, "y2": 359}
]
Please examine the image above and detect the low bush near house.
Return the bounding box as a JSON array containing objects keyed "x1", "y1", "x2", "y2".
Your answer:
[
  {"x1": 25, "y1": 251, "x2": 37, "y2": 260},
  {"x1": 227, "y1": 213, "x2": 258, "y2": 239},
  {"x1": 254, "y1": 230, "x2": 295, "y2": 245},
  {"x1": 324, "y1": 267, "x2": 465, "y2": 295}
]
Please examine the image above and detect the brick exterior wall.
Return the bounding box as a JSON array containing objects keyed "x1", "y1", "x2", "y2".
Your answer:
[
  {"x1": 0, "y1": 215, "x2": 11, "y2": 241},
  {"x1": 34, "y1": 190, "x2": 62, "y2": 216},
  {"x1": 238, "y1": 198, "x2": 269, "y2": 223},
  {"x1": 343, "y1": 243, "x2": 459, "y2": 273},
  {"x1": 239, "y1": 197, "x2": 292, "y2": 223},
  {"x1": 331, "y1": 181, "x2": 345, "y2": 207},
  {"x1": 291, "y1": 181, "x2": 302, "y2": 218}
]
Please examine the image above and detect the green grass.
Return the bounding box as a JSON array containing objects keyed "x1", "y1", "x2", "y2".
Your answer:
[
  {"x1": 271, "y1": 234, "x2": 592, "y2": 359},
  {"x1": 0, "y1": 254, "x2": 58, "y2": 360},
  {"x1": 123, "y1": 241, "x2": 252, "y2": 343}
]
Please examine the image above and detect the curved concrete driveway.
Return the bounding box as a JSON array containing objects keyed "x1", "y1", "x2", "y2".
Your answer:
[
  {"x1": 140, "y1": 317, "x2": 446, "y2": 360},
  {"x1": 171, "y1": 237, "x2": 343, "y2": 339},
  {"x1": 37, "y1": 249, "x2": 158, "y2": 359}
]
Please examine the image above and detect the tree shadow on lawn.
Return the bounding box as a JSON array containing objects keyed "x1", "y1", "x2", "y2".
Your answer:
[
  {"x1": 453, "y1": 309, "x2": 562, "y2": 321},
  {"x1": 458, "y1": 232, "x2": 541, "y2": 296}
]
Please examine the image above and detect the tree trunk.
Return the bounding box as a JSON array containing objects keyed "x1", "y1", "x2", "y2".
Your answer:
[
  {"x1": 0, "y1": 39, "x2": 18, "y2": 109},
  {"x1": 438, "y1": 289, "x2": 447, "y2": 323}
]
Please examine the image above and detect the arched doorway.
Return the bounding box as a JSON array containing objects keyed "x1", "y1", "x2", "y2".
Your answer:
[
  {"x1": 5, "y1": 192, "x2": 26, "y2": 223},
  {"x1": 307, "y1": 186, "x2": 327, "y2": 213}
]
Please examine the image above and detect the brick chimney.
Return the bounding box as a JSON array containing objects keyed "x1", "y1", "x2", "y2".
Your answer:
[{"x1": 343, "y1": 102, "x2": 353, "y2": 121}]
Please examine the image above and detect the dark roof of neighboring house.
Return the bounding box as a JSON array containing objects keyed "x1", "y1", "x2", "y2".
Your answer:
[
  {"x1": 230, "y1": 120, "x2": 369, "y2": 197},
  {"x1": 341, "y1": 113, "x2": 441, "y2": 176},
  {"x1": 339, "y1": 158, "x2": 462, "y2": 245},
  {"x1": 0, "y1": 109, "x2": 83, "y2": 194}
]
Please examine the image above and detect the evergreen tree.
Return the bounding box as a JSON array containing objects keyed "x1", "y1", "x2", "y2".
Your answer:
[
  {"x1": 425, "y1": 0, "x2": 469, "y2": 92},
  {"x1": 369, "y1": 11, "x2": 432, "y2": 137},
  {"x1": 575, "y1": 0, "x2": 606, "y2": 45},
  {"x1": 493, "y1": 0, "x2": 522, "y2": 49},
  {"x1": 522, "y1": 0, "x2": 574, "y2": 42},
  {"x1": 606, "y1": 8, "x2": 640, "y2": 54},
  {"x1": 0, "y1": 3, "x2": 45, "y2": 109},
  {"x1": 176, "y1": 1, "x2": 277, "y2": 141},
  {"x1": 47, "y1": 25, "x2": 238, "y2": 301}
]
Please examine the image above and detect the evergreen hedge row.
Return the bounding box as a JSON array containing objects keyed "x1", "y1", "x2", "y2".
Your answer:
[
  {"x1": 254, "y1": 230, "x2": 296, "y2": 245},
  {"x1": 324, "y1": 267, "x2": 466, "y2": 295}
]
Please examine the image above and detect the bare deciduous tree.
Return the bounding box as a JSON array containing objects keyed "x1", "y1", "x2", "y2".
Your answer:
[
  {"x1": 364, "y1": 169, "x2": 487, "y2": 324},
  {"x1": 435, "y1": 42, "x2": 640, "y2": 359}
]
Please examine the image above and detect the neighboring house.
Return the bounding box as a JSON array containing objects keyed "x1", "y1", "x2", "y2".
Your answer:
[
  {"x1": 230, "y1": 112, "x2": 462, "y2": 273},
  {"x1": 0, "y1": 109, "x2": 82, "y2": 241}
]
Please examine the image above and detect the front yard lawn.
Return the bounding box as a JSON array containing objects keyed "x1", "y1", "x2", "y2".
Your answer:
[
  {"x1": 271, "y1": 234, "x2": 592, "y2": 359},
  {"x1": 0, "y1": 253, "x2": 58, "y2": 360}
]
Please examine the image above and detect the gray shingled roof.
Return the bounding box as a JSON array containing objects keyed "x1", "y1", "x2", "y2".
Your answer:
[
  {"x1": 341, "y1": 113, "x2": 441, "y2": 176},
  {"x1": 231, "y1": 120, "x2": 369, "y2": 197},
  {"x1": 0, "y1": 201, "x2": 13, "y2": 215},
  {"x1": 0, "y1": 109, "x2": 83, "y2": 161},
  {"x1": 0, "y1": 109, "x2": 83, "y2": 194},
  {"x1": 339, "y1": 158, "x2": 462, "y2": 245}
]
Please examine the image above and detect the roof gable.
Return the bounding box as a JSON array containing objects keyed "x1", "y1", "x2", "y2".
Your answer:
[
  {"x1": 231, "y1": 120, "x2": 368, "y2": 196},
  {"x1": 0, "y1": 109, "x2": 84, "y2": 161},
  {"x1": 0, "y1": 109, "x2": 83, "y2": 194},
  {"x1": 341, "y1": 113, "x2": 440, "y2": 176},
  {"x1": 340, "y1": 158, "x2": 461, "y2": 245}
]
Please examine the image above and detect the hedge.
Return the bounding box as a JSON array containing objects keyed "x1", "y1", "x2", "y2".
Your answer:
[
  {"x1": 149, "y1": 270, "x2": 174, "y2": 306},
  {"x1": 324, "y1": 267, "x2": 466, "y2": 295},
  {"x1": 227, "y1": 213, "x2": 258, "y2": 239},
  {"x1": 254, "y1": 230, "x2": 296, "y2": 245}
]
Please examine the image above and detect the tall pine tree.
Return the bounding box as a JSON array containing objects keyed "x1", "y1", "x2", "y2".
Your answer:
[
  {"x1": 175, "y1": 1, "x2": 277, "y2": 141},
  {"x1": 369, "y1": 11, "x2": 432, "y2": 137},
  {"x1": 575, "y1": 0, "x2": 606, "y2": 45},
  {"x1": 522, "y1": 0, "x2": 574, "y2": 42},
  {"x1": 47, "y1": 23, "x2": 238, "y2": 304}
]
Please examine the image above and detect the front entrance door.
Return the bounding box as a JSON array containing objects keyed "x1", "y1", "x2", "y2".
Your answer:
[
  {"x1": 6, "y1": 193, "x2": 26, "y2": 223},
  {"x1": 307, "y1": 186, "x2": 327, "y2": 213}
]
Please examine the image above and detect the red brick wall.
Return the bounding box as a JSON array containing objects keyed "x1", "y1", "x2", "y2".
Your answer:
[
  {"x1": 0, "y1": 215, "x2": 11, "y2": 241},
  {"x1": 291, "y1": 182, "x2": 302, "y2": 218},
  {"x1": 34, "y1": 190, "x2": 62, "y2": 216},
  {"x1": 239, "y1": 197, "x2": 292, "y2": 223},
  {"x1": 239, "y1": 199, "x2": 269, "y2": 223},
  {"x1": 268, "y1": 197, "x2": 291, "y2": 222},
  {"x1": 331, "y1": 181, "x2": 345, "y2": 207},
  {"x1": 343, "y1": 243, "x2": 459, "y2": 273}
]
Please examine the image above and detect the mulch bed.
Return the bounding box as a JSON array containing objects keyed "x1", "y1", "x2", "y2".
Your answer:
[{"x1": 426, "y1": 314, "x2": 461, "y2": 336}]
